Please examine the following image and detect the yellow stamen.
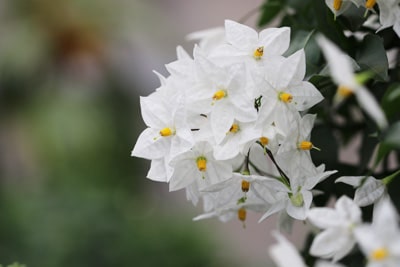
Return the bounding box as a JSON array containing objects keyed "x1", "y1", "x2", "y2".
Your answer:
[
  {"x1": 333, "y1": 0, "x2": 343, "y2": 10},
  {"x1": 371, "y1": 247, "x2": 389, "y2": 261},
  {"x1": 238, "y1": 208, "x2": 247, "y2": 222},
  {"x1": 159, "y1": 127, "x2": 173, "y2": 137},
  {"x1": 337, "y1": 85, "x2": 353, "y2": 97},
  {"x1": 229, "y1": 123, "x2": 240, "y2": 133},
  {"x1": 241, "y1": 180, "x2": 250, "y2": 192},
  {"x1": 196, "y1": 157, "x2": 207, "y2": 172},
  {"x1": 298, "y1": 141, "x2": 313, "y2": 150},
  {"x1": 279, "y1": 92, "x2": 293, "y2": 103},
  {"x1": 365, "y1": 0, "x2": 376, "y2": 9},
  {"x1": 259, "y1": 136, "x2": 269, "y2": 146},
  {"x1": 212, "y1": 90, "x2": 227, "y2": 100},
  {"x1": 253, "y1": 46, "x2": 264, "y2": 60}
]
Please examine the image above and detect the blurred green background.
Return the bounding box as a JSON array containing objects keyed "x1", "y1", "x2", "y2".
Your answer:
[{"x1": 0, "y1": 0, "x2": 270, "y2": 266}]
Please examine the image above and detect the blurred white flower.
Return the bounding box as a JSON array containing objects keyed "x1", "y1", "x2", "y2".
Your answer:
[
  {"x1": 269, "y1": 231, "x2": 307, "y2": 267},
  {"x1": 317, "y1": 35, "x2": 388, "y2": 129},
  {"x1": 308, "y1": 196, "x2": 362, "y2": 261},
  {"x1": 325, "y1": 0, "x2": 364, "y2": 18},
  {"x1": 354, "y1": 197, "x2": 400, "y2": 267},
  {"x1": 366, "y1": 0, "x2": 400, "y2": 37}
]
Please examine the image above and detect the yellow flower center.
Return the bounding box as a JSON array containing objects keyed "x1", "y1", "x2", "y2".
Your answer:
[
  {"x1": 259, "y1": 136, "x2": 269, "y2": 146},
  {"x1": 196, "y1": 156, "x2": 207, "y2": 172},
  {"x1": 159, "y1": 127, "x2": 173, "y2": 137},
  {"x1": 365, "y1": 0, "x2": 376, "y2": 9},
  {"x1": 238, "y1": 208, "x2": 247, "y2": 222},
  {"x1": 370, "y1": 247, "x2": 389, "y2": 261},
  {"x1": 229, "y1": 123, "x2": 240, "y2": 133},
  {"x1": 212, "y1": 90, "x2": 227, "y2": 100},
  {"x1": 337, "y1": 85, "x2": 353, "y2": 97},
  {"x1": 333, "y1": 0, "x2": 343, "y2": 10},
  {"x1": 298, "y1": 141, "x2": 313, "y2": 150},
  {"x1": 290, "y1": 192, "x2": 304, "y2": 207},
  {"x1": 279, "y1": 92, "x2": 293, "y2": 103},
  {"x1": 241, "y1": 180, "x2": 250, "y2": 192},
  {"x1": 253, "y1": 46, "x2": 264, "y2": 60}
]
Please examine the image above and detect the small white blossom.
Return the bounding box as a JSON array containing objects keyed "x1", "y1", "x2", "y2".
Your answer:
[
  {"x1": 308, "y1": 196, "x2": 362, "y2": 261},
  {"x1": 317, "y1": 35, "x2": 388, "y2": 129},
  {"x1": 354, "y1": 197, "x2": 400, "y2": 267}
]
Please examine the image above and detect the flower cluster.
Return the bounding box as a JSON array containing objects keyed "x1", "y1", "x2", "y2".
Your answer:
[
  {"x1": 270, "y1": 196, "x2": 400, "y2": 267},
  {"x1": 326, "y1": 0, "x2": 400, "y2": 37},
  {"x1": 132, "y1": 20, "x2": 335, "y2": 225},
  {"x1": 132, "y1": 17, "x2": 398, "y2": 267}
]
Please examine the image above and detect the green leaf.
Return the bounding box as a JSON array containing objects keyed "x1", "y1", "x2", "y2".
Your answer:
[
  {"x1": 284, "y1": 30, "x2": 321, "y2": 77},
  {"x1": 284, "y1": 30, "x2": 315, "y2": 56},
  {"x1": 338, "y1": 4, "x2": 366, "y2": 32},
  {"x1": 381, "y1": 83, "x2": 400, "y2": 119},
  {"x1": 257, "y1": 0, "x2": 284, "y2": 27},
  {"x1": 356, "y1": 34, "x2": 389, "y2": 81},
  {"x1": 375, "y1": 121, "x2": 400, "y2": 167},
  {"x1": 384, "y1": 121, "x2": 400, "y2": 148}
]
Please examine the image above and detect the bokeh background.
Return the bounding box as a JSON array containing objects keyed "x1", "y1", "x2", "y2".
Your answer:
[{"x1": 0, "y1": 1, "x2": 311, "y2": 266}]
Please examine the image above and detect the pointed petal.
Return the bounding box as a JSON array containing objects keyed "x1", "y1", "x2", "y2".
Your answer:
[
  {"x1": 316, "y1": 35, "x2": 356, "y2": 86},
  {"x1": 259, "y1": 27, "x2": 291, "y2": 56},
  {"x1": 290, "y1": 81, "x2": 324, "y2": 111},
  {"x1": 147, "y1": 158, "x2": 168, "y2": 182},
  {"x1": 307, "y1": 208, "x2": 344, "y2": 229},
  {"x1": 355, "y1": 86, "x2": 388, "y2": 129},
  {"x1": 225, "y1": 20, "x2": 257, "y2": 50}
]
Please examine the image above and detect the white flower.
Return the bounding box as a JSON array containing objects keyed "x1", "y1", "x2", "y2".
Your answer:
[
  {"x1": 131, "y1": 92, "x2": 194, "y2": 181},
  {"x1": 194, "y1": 172, "x2": 278, "y2": 223},
  {"x1": 275, "y1": 114, "x2": 319, "y2": 177},
  {"x1": 366, "y1": 0, "x2": 400, "y2": 37},
  {"x1": 259, "y1": 167, "x2": 337, "y2": 221},
  {"x1": 325, "y1": 0, "x2": 364, "y2": 18},
  {"x1": 258, "y1": 49, "x2": 323, "y2": 130},
  {"x1": 213, "y1": 121, "x2": 260, "y2": 160},
  {"x1": 307, "y1": 196, "x2": 362, "y2": 261},
  {"x1": 168, "y1": 141, "x2": 232, "y2": 194},
  {"x1": 317, "y1": 35, "x2": 388, "y2": 129},
  {"x1": 218, "y1": 20, "x2": 290, "y2": 63},
  {"x1": 187, "y1": 54, "x2": 257, "y2": 144},
  {"x1": 269, "y1": 233, "x2": 347, "y2": 267},
  {"x1": 335, "y1": 176, "x2": 386, "y2": 207},
  {"x1": 269, "y1": 231, "x2": 307, "y2": 267},
  {"x1": 354, "y1": 197, "x2": 400, "y2": 267}
]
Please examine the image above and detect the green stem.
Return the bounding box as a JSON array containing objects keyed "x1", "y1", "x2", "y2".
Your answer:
[{"x1": 382, "y1": 169, "x2": 400, "y2": 185}]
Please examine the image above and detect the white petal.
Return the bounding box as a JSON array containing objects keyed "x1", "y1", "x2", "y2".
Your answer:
[
  {"x1": 335, "y1": 195, "x2": 362, "y2": 223},
  {"x1": 308, "y1": 208, "x2": 344, "y2": 229},
  {"x1": 147, "y1": 158, "x2": 168, "y2": 182},
  {"x1": 259, "y1": 27, "x2": 291, "y2": 56},
  {"x1": 372, "y1": 197, "x2": 399, "y2": 235},
  {"x1": 131, "y1": 128, "x2": 170, "y2": 159},
  {"x1": 259, "y1": 200, "x2": 286, "y2": 222},
  {"x1": 224, "y1": 20, "x2": 257, "y2": 50},
  {"x1": 210, "y1": 103, "x2": 234, "y2": 144},
  {"x1": 355, "y1": 86, "x2": 388, "y2": 129},
  {"x1": 169, "y1": 160, "x2": 197, "y2": 191},
  {"x1": 290, "y1": 81, "x2": 324, "y2": 111},
  {"x1": 335, "y1": 176, "x2": 364, "y2": 187},
  {"x1": 316, "y1": 35, "x2": 356, "y2": 87},
  {"x1": 310, "y1": 228, "x2": 343, "y2": 258},
  {"x1": 140, "y1": 95, "x2": 168, "y2": 128},
  {"x1": 276, "y1": 49, "x2": 306, "y2": 89},
  {"x1": 269, "y1": 232, "x2": 307, "y2": 267}
]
